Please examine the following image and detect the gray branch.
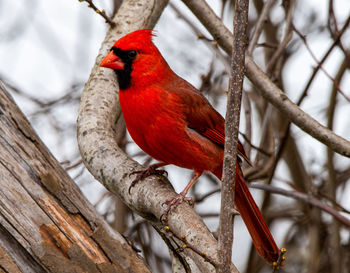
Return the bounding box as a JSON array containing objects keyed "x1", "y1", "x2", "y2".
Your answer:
[{"x1": 218, "y1": 0, "x2": 249, "y2": 271}]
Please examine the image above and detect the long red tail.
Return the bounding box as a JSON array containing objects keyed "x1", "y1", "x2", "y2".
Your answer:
[{"x1": 214, "y1": 164, "x2": 279, "y2": 264}]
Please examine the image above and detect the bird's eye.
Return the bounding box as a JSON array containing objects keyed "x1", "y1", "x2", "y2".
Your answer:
[{"x1": 128, "y1": 50, "x2": 137, "y2": 59}]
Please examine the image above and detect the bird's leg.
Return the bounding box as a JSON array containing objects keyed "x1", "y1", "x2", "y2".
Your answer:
[
  {"x1": 161, "y1": 171, "x2": 203, "y2": 221},
  {"x1": 129, "y1": 162, "x2": 168, "y2": 193}
]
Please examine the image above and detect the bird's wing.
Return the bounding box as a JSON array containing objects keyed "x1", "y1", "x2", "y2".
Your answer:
[{"x1": 168, "y1": 78, "x2": 249, "y2": 163}]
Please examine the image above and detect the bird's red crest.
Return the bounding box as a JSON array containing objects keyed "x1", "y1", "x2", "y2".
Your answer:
[{"x1": 112, "y1": 29, "x2": 156, "y2": 51}]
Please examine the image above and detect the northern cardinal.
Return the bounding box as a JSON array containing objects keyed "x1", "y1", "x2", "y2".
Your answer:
[{"x1": 100, "y1": 29, "x2": 280, "y2": 264}]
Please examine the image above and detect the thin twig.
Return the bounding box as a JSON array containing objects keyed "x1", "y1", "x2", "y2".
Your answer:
[
  {"x1": 239, "y1": 132, "x2": 272, "y2": 157},
  {"x1": 218, "y1": 0, "x2": 249, "y2": 272},
  {"x1": 267, "y1": 19, "x2": 350, "y2": 186},
  {"x1": 249, "y1": 183, "x2": 350, "y2": 228},
  {"x1": 327, "y1": 1, "x2": 350, "y2": 68},
  {"x1": 156, "y1": 230, "x2": 191, "y2": 272},
  {"x1": 169, "y1": 2, "x2": 230, "y2": 70},
  {"x1": 265, "y1": 0, "x2": 295, "y2": 75},
  {"x1": 195, "y1": 188, "x2": 220, "y2": 203},
  {"x1": 163, "y1": 226, "x2": 217, "y2": 266},
  {"x1": 293, "y1": 24, "x2": 350, "y2": 103},
  {"x1": 266, "y1": 121, "x2": 291, "y2": 185},
  {"x1": 325, "y1": 48, "x2": 346, "y2": 273},
  {"x1": 64, "y1": 159, "x2": 83, "y2": 171},
  {"x1": 297, "y1": 14, "x2": 350, "y2": 106},
  {"x1": 242, "y1": 93, "x2": 252, "y2": 158},
  {"x1": 78, "y1": 0, "x2": 116, "y2": 27},
  {"x1": 248, "y1": 0, "x2": 277, "y2": 54}
]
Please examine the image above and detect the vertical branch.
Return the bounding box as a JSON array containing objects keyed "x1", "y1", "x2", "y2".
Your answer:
[
  {"x1": 326, "y1": 58, "x2": 347, "y2": 273},
  {"x1": 247, "y1": 0, "x2": 276, "y2": 54},
  {"x1": 217, "y1": 0, "x2": 249, "y2": 272}
]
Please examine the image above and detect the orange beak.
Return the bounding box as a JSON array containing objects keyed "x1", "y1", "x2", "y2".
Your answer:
[{"x1": 100, "y1": 51, "x2": 125, "y2": 70}]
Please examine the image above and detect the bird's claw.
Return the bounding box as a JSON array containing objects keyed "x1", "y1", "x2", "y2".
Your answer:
[
  {"x1": 160, "y1": 195, "x2": 194, "y2": 222},
  {"x1": 128, "y1": 167, "x2": 168, "y2": 194}
]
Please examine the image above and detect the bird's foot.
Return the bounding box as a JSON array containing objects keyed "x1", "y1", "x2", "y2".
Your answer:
[
  {"x1": 129, "y1": 165, "x2": 168, "y2": 194},
  {"x1": 160, "y1": 194, "x2": 194, "y2": 222}
]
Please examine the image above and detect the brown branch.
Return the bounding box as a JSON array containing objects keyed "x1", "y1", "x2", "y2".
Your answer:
[
  {"x1": 181, "y1": 0, "x2": 350, "y2": 158},
  {"x1": 249, "y1": 183, "x2": 350, "y2": 228},
  {"x1": 293, "y1": 25, "x2": 350, "y2": 103},
  {"x1": 218, "y1": 0, "x2": 249, "y2": 272},
  {"x1": 326, "y1": 56, "x2": 347, "y2": 273},
  {"x1": 195, "y1": 188, "x2": 221, "y2": 203},
  {"x1": 78, "y1": 0, "x2": 116, "y2": 27},
  {"x1": 247, "y1": 0, "x2": 277, "y2": 54},
  {"x1": 169, "y1": 2, "x2": 230, "y2": 71},
  {"x1": 242, "y1": 93, "x2": 252, "y2": 157},
  {"x1": 265, "y1": 123, "x2": 291, "y2": 186},
  {"x1": 297, "y1": 14, "x2": 350, "y2": 105},
  {"x1": 327, "y1": 1, "x2": 350, "y2": 68},
  {"x1": 265, "y1": 0, "x2": 295, "y2": 75},
  {"x1": 239, "y1": 132, "x2": 272, "y2": 157},
  {"x1": 156, "y1": 230, "x2": 191, "y2": 272},
  {"x1": 64, "y1": 159, "x2": 83, "y2": 171},
  {"x1": 165, "y1": 227, "x2": 217, "y2": 266},
  {"x1": 267, "y1": 16, "x2": 350, "y2": 191}
]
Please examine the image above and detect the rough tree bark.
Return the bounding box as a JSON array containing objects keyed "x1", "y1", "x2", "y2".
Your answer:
[
  {"x1": 218, "y1": 0, "x2": 249, "y2": 272},
  {"x1": 0, "y1": 82, "x2": 152, "y2": 272}
]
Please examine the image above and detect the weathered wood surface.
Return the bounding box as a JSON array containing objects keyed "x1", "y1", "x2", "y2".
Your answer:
[{"x1": 0, "y1": 82, "x2": 152, "y2": 272}]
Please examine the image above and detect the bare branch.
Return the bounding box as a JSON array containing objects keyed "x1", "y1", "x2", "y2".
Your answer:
[
  {"x1": 181, "y1": 0, "x2": 350, "y2": 158},
  {"x1": 265, "y1": 0, "x2": 295, "y2": 74},
  {"x1": 249, "y1": 183, "x2": 350, "y2": 228},
  {"x1": 297, "y1": 14, "x2": 350, "y2": 105},
  {"x1": 218, "y1": 0, "x2": 249, "y2": 272},
  {"x1": 78, "y1": 0, "x2": 116, "y2": 27},
  {"x1": 248, "y1": 0, "x2": 277, "y2": 54},
  {"x1": 293, "y1": 25, "x2": 350, "y2": 103}
]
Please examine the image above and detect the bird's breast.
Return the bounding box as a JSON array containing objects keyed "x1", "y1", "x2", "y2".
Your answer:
[
  {"x1": 119, "y1": 87, "x2": 223, "y2": 172},
  {"x1": 119, "y1": 87, "x2": 185, "y2": 158}
]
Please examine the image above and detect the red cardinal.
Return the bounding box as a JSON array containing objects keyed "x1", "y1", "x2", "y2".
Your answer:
[{"x1": 100, "y1": 29, "x2": 279, "y2": 264}]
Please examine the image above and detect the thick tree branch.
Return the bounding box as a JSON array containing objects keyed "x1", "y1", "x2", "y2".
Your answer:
[
  {"x1": 181, "y1": 0, "x2": 350, "y2": 158},
  {"x1": 0, "y1": 83, "x2": 151, "y2": 272},
  {"x1": 218, "y1": 0, "x2": 249, "y2": 271},
  {"x1": 77, "y1": 0, "x2": 238, "y2": 272}
]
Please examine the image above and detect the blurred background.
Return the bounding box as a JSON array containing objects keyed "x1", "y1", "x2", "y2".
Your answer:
[{"x1": 1, "y1": 0, "x2": 350, "y2": 272}]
